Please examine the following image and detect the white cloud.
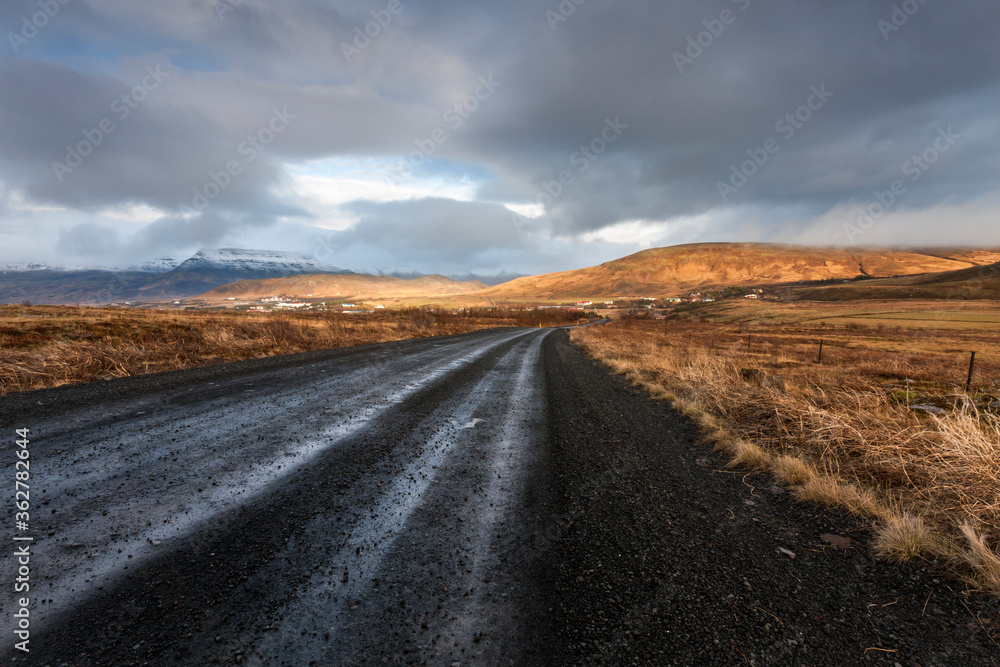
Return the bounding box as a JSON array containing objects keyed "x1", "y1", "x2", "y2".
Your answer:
[
  {"x1": 97, "y1": 203, "x2": 170, "y2": 223},
  {"x1": 503, "y1": 203, "x2": 544, "y2": 219},
  {"x1": 279, "y1": 157, "x2": 481, "y2": 230}
]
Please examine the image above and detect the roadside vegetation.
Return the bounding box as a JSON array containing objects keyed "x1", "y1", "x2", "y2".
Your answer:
[
  {"x1": 0, "y1": 305, "x2": 585, "y2": 395},
  {"x1": 571, "y1": 305, "x2": 1000, "y2": 595}
]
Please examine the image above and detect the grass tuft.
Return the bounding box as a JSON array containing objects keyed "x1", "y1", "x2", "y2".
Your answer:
[
  {"x1": 874, "y1": 513, "x2": 940, "y2": 562},
  {"x1": 772, "y1": 455, "x2": 816, "y2": 485},
  {"x1": 728, "y1": 439, "x2": 772, "y2": 469},
  {"x1": 961, "y1": 524, "x2": 1000, "y2": 594}
]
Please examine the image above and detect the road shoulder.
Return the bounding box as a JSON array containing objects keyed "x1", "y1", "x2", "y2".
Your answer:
[{"x1": 541, "y1": 330, "x2": 999, "y2": 665}]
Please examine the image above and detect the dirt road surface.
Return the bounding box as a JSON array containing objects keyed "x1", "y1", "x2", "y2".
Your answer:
[{"x1": 1, "y1": 327, "x2": 996, "y2": 665}]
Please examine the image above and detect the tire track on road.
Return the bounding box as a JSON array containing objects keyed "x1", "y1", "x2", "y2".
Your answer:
[
  {"x1": 1, "y1": 328, "x2": 535, "y2": 641},
  {"x1": 7, "y1": 327, "x2": 550, "y2": 665}
]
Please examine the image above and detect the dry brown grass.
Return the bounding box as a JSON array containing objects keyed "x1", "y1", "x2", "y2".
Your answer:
[
  {"x1": 571, "y1": 318, "x2": 1000, "y2": 595},
  {"x1": 0, "y1": 305, "x2": 575, "y2": 395}
]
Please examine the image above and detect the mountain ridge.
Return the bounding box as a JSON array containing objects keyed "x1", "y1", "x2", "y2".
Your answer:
[
  {"x1": 0, "y1": 248, "x2": 520, "y2": 304},
  {"x1": 6, "y1": 243, "x2": 1000, "y2": 305},
  {"x1": 477, "y1": 243, "x2": 1000, "y2": 301}
]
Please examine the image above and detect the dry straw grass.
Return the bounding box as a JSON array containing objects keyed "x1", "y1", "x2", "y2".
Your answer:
[
  {"x1": 0, "y1": 305, "x2": 573, "y2": 395},
  {"x1": 571, "y1": 319, "x2": 1000, "y2": 595}
]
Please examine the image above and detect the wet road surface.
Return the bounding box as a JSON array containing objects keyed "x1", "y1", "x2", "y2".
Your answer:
[
  {"x1": 2, "y1": 327, "x2": 556, "y2": 665},
  {"x1": 2, "y1": 326, "x2": 997, "y2": 665}
]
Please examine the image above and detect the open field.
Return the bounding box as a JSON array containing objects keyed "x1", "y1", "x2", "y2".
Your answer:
[
  {"x1": 679, "y1": 298, "x2": 1000, "y2": 336},
  {"x1": 571, "y1": 300, "x2": 1000, "y2": 595},
  {"x1": 0, "y1": 305, "x2": 584, "y2": 395}
]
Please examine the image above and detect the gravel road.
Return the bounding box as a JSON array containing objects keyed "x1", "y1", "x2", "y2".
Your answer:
[{"x1": 1, "y1": 327, "x2": 996, "y2": 665}]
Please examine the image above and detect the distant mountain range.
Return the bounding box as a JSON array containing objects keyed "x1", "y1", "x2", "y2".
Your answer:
[
  {"x1": 0, "y1": 249, "x2": 519, "y2": 305},
  {"x1": 0, "y1": 249, "x2": 347, "y2": 305},
  {"x1": 0, "y1": 258, "x2": 181, "y2": 273},
  {"x1": 6, "y1": 243, "x2": 1000, "y2": 306},
  {"x1": 127, "y1": 258, "x2": 184, "y2": 273},
  {"x1": 130, "y1": 249, "x2": 348, "y2": 302}
]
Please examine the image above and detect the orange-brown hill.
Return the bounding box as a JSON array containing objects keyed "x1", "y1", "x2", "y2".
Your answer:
[
  {"x1": 792, "y1": 261, "x2": 1000, "y2": 301},
  {"x1": 477, "y1": 243, "x2": 1000, "y2": 301},
  {"x1": 201, "y1": 274, "x2": 488, "y2": 301}
]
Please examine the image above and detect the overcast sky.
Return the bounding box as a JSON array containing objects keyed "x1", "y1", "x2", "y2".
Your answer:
[{"x1": 1, "y1": 0, "x2": 998, "y2": 275}]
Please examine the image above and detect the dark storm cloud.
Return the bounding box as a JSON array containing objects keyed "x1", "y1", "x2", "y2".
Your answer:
[
  {"x1": 1, "y1": 0, "x2": 998, "y2": 270},
  {"x1": 0, "y1": 57, "x2": 294, "y2": 214},
  {"x1": 457, "y1": 0, "x2": 1000, "y2": 232}
]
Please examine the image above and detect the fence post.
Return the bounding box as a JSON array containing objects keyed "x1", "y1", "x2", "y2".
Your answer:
[
  {"x1": 747, "y1": 334, "x2": 752, "y2": 352},
  {"x1": 817, "y1": 339, "x2": 824, "y2": 364},
  {"x1": 966, "y1": 351, "x2": 977, "y2": 392}
]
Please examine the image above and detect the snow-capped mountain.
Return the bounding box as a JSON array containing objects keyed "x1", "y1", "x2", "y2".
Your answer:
[
  {"x1": 0, "y1": 262, "x2": 58, "y2": 272},
  {"x1": 0, "y1": 248, "x2": 348, "y2": 304},
  {"x1": 355, "y1": 265, "x2": 522, "y2": 286},
  {"x1": 126, "y1": 258, "x2": 182, "y2": 273},
  {"x1": 176, "y1": 249, "x2": 341, "y2": 275},
  {"x1": 129, "y1": 248, "x2": 347, "y2": 301}
]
